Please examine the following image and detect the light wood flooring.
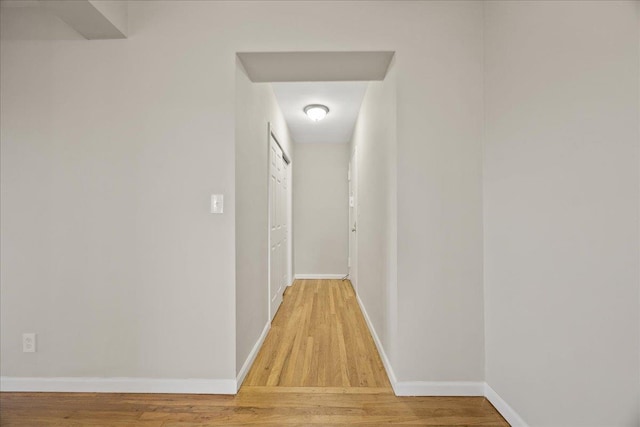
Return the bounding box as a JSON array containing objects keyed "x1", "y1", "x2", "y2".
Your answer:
[
  {"x1": 243, "y1": 279, "x2": 390, "y2": 388},
  {"x1": 0, "y1": 279, "x2": 509, "y2": 426}
]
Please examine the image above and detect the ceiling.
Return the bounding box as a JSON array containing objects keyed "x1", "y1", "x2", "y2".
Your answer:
[
  {"x1": 238, "y1": 52, "x2": 394, "y2": 82},
  {"x1": 271, "y1": 81, "x2": 368, "y2": 144},
  {"x1": 0, "y1": 0, "x2": 41, "y2": 7}
]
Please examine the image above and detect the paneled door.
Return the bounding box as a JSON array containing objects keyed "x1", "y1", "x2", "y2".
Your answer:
[{"x1": 269, "y1": 134, "x2": 287, "y2": 320}]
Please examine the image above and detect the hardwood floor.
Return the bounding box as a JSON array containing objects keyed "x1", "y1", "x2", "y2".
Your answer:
[
  {"x1": 0, "y1": 280, "x2": 509, "y2": 426},
  {"x1": 243, "y1": 279, "x2": 390, "y2": 387},
  {"x1": 0, "y1": 388, "x2": 508, "y2": 426}
]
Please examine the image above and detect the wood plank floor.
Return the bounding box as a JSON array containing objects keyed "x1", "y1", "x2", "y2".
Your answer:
[
  {"x1": 0, "y1": 280, "x2": 509, "y2": 426},
  {"x1": 0, "y1": 388, "x2": 509, "y2": 426},
  {"x1": 243, "y1": 279, "x2": 390, "y2": 387}
]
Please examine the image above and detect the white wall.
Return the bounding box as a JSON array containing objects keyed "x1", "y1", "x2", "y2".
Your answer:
[
  {"x1": 349, "y1": 60, "x2": 397, "y2": 366},
  {"x1": 395, "y1": 3, "x2": 485, "y2": 382},
  {"x1": 293, "y1": 143, "x2": 348, "y2": 276},
  {"x1": 1, "y1": 0, "x2": 485, "y2": 389},
  {"x1": 484, "y1": 1, "x2": 640, "y2": 425},
  {"x1": 0, "y1": 2, "x2": 237, "y2": 380},
  {"x1": 235, "y1": 60, "x2": 292, "y2": 377}
]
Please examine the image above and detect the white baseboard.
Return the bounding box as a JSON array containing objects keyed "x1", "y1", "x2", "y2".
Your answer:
[
  {"x1": 394, "y1": 380, "x2": 484, "y2": 396},
  {"x1": 356, "y1": 295, "x2": 485, "y2": 398},
  {"x1": 236, "y1": 321, "x2": 270, "y2": 391},
  {"x1": 355, "y1": 294, "x2": 398, "y2": 391},
  {"x1": 485, "y1": 383, "x2": 528, "y2": 426},
  {"x1": 0, "y1": 376, "x2": 236, "y2": 394},
  {"x1": 294, "y1": 274, "x2": 346, "y2": 280}
]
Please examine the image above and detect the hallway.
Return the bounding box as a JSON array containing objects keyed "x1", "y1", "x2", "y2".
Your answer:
[
  {"x1": 243, "y1": 279, "x2": 389, "y2": 388},
  {"x1": 236, "y1": 279, "x2": 509, "y2": 425}
]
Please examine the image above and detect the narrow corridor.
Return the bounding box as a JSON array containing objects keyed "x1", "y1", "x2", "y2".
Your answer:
[{"x1": 243, "y1": 279, "x2": 389, "y2": 388}]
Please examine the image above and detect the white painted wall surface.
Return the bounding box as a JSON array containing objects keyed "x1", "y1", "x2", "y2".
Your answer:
[
  {"x1": 1, "y1": 0, "x2": 485, "y2": 386},
  {"x1": 293, "y1": 143, "x2": 349, "y2": 276},
  {"x1": 235, "y1": 60, "x2": 292, "y2": 377},
  {"x1": 395, "y1": 3, "x2": 485, "y2": 382},
  {"x1": 349, "y1": 59, "x2": 397, "y2": 365},
  {"x1": 0, "y1": 3, "x2": 237, "y2": 380},
  {"x1": 484, "y1": 1, "x2": 640, "y2": 425}
]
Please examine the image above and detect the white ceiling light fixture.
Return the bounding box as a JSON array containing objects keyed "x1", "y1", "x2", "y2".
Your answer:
[
  {"x1": 272, "y1": 82, "x2": 368, "y2": 144},
  {"x1": 304, "y1": 104, "x2": 329, "y2": 122}
]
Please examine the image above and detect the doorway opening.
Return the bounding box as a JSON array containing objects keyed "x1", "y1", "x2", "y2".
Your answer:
[{"x1": 235, "y1": 51, "x2": 396, "y2": 393}]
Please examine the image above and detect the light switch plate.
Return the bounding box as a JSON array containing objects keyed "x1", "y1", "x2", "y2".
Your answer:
[{"x1": 211, "y1": 194, "x2": 224, "y2": 214}]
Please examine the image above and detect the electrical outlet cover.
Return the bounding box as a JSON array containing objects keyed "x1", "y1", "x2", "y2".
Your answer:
[{"x1": 22, "y1": 333, "x2": 36, "y2": 353}]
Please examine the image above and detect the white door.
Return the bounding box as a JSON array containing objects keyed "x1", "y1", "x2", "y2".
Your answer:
[
  {"x1": 348, "y1": 147, "x2": 358, "y2": 291},
  {"x1": 269, "y1": 135, "x2": 287, "y2": 320}
]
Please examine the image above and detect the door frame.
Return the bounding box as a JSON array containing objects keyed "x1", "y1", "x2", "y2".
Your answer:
[
  {"x1": 267, "y1": 123, "x2": 292, "y2": 322},
  {"x1": 348, "y1": 145, "x2": 358, "y2": 292}
]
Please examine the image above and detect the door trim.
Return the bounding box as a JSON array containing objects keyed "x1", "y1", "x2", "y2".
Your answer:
[{"x1": 348, "y1": 145, "x2": 358, "y2": 292}]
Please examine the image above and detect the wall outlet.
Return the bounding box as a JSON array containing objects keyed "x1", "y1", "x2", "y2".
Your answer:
[{"x1": 22, "y1": 333, "x2": 36, "y2": 353}]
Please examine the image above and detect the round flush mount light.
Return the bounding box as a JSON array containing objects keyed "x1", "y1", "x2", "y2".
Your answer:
[{"x1": 304, "y1": 104, "x2": 329, "y2": 122}]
